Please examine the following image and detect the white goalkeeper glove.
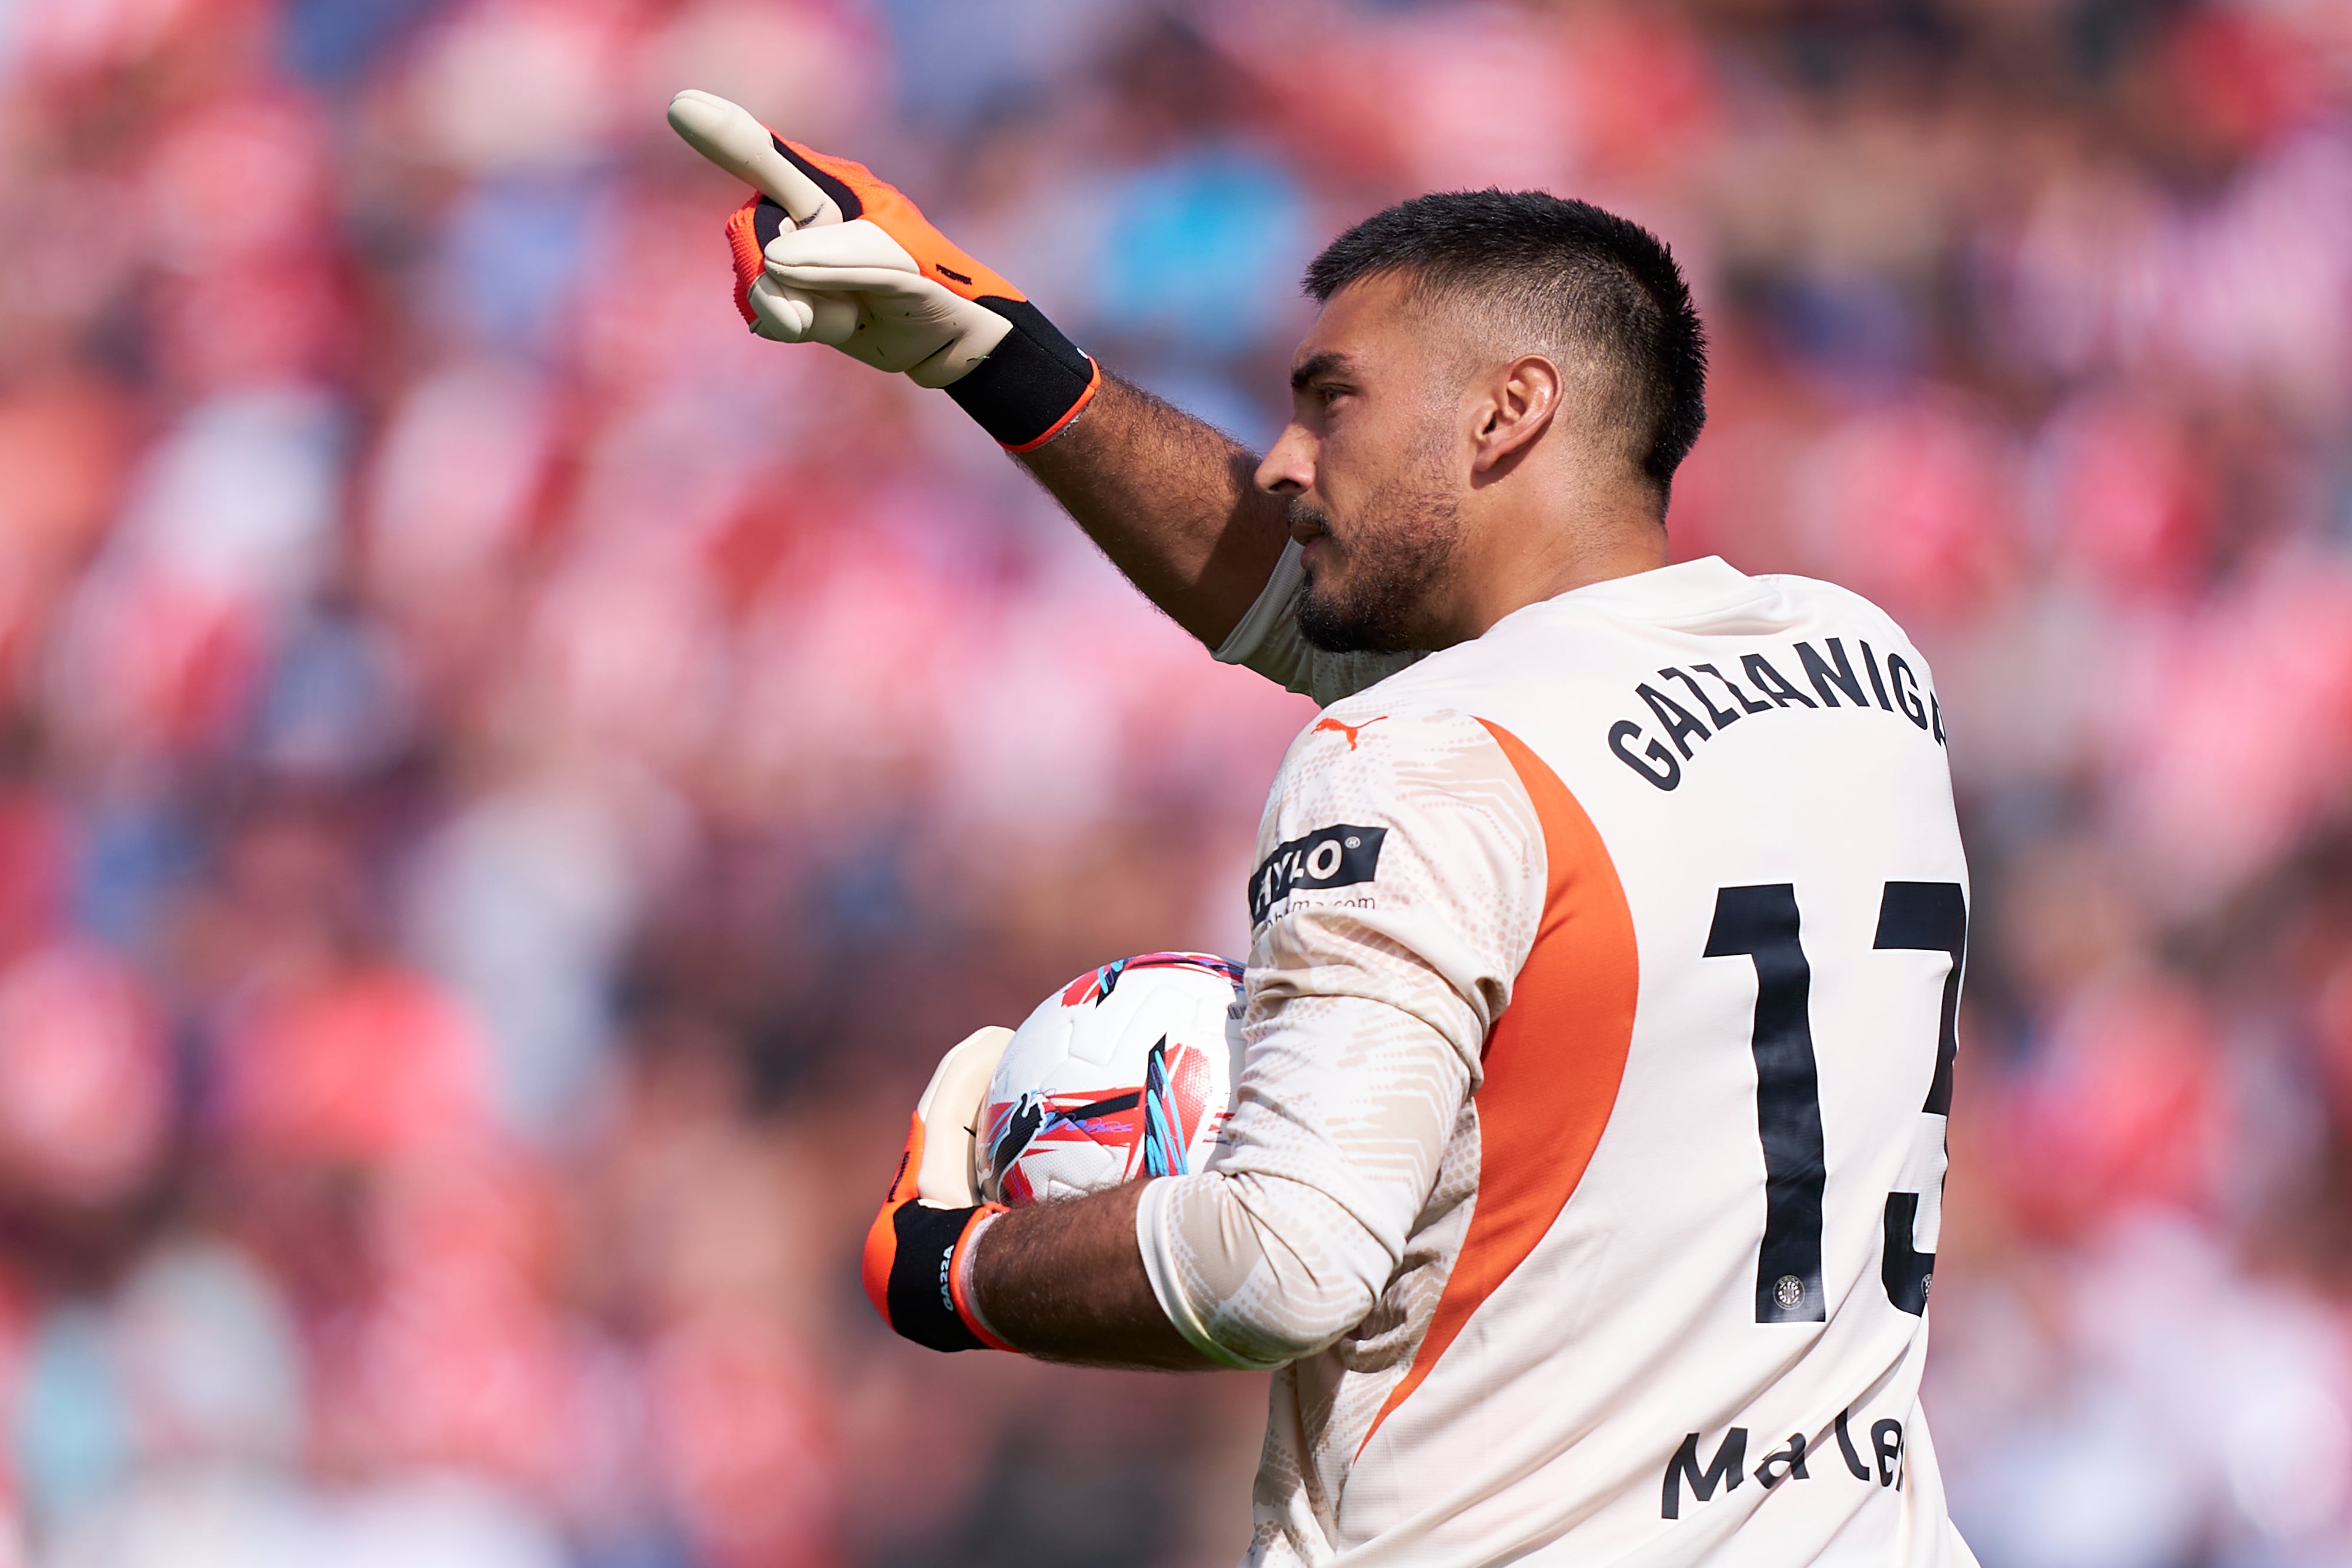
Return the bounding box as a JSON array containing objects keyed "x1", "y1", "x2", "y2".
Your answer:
[
  {"x1": 667, "y1": 89, "x2": 1100, "y2": 452},
  {"x1": 861, "y1": 1024, "x2": 1017, "y2": 1352}
]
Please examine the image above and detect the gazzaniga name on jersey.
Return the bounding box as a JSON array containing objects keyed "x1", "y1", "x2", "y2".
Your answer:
[
  {"x1": 1611, "y1": 634, "x2": 1947, "y2": 791},
  {"x1": 1248, "y1": 824, "x2": 1387, "y2": 924}
]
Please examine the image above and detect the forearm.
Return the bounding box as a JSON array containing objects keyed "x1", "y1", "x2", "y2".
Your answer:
[
  {"x1": 968, "y1": 1179, "x2": 1215, "y2": 1370},
  {"x1": 968, "y1": 1160, "x2": 1409, "y2": 1372},
  {"x1": 1020, "y1": 374, "x2": 1292, "y2": 649}
]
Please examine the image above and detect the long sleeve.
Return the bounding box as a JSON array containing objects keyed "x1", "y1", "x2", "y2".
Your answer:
[{"x1": 1138, "y1": 707, "x2": 1544, "y2": 1368}]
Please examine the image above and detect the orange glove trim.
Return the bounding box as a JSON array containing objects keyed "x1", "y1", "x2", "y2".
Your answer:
[
  {"x1": 863, "y1": 1112, "x2": 1013, "y2": 1353},
  {"x1": 947, "y1": 1208, "x2": 1016, "y2": 1353},
  {"x1": 724, "y1": 196, "x2": 766, "y2": 325},
  {"x1": 717, "y1": 131, "x2": 1098, "y2": 451},
  {"x1": 857, "y1": 1112, "x2": 924, "y2": 1318},
  {"x1": 778, "y1": 139, "x2": 1030, "y2": 306},
  {"x1": 1001, "y1": 357, "x2": 1104, "y2": 455}
]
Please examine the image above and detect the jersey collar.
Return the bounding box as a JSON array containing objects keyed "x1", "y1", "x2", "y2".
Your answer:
[{"x1": 1525, "y1": 556, "x2": 1759, "y2": 622}]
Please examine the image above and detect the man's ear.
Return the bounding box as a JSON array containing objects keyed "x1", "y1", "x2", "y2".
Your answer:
[{"x1": 1470, "y1": 354, "x2": 1563, "y2": 474}]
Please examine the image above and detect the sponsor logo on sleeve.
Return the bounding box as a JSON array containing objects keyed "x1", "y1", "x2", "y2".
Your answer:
[{"x1": 1248, "y1": 824, "x2": 1387, "y2": 924}]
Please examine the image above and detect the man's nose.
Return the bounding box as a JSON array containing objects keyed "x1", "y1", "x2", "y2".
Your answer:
[{"x1": 1255, "y1": 426, "x2": 1314, "y2": 496}]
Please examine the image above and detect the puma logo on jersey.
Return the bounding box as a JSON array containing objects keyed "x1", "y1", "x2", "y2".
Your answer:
[
  {"x1": 1248, "y1": 824, "x2": 1387, "y2": 924},
  {"x1": 1314, "y1": 716, "x2": 1387, "y2": 750}
]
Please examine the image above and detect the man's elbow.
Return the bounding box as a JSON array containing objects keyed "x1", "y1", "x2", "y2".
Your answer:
[
  {"x1": 1220, "y1": 1281, "x2": 1379, "y2": 1366},
  {"x1": 1161, "y1": 1171, "x2": 1394, "y2": 1368}
]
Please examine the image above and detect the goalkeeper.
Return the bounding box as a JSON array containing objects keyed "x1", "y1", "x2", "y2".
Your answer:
[{"x1": 671, "y1": 93, "x2": 1979, "y2": 1568}]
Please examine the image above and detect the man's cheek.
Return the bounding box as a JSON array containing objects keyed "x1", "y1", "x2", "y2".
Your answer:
[{"x1": 1319, "y1": 439, "x2": 1361, "y2": 503}]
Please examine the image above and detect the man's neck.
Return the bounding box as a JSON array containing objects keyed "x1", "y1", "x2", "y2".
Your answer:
[{"x1": 1432, "y1": 507, "x2": 1669, "y2": 646}]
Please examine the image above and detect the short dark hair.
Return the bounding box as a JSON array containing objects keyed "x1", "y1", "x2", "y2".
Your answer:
[{"x1": 1304, "y1": 190, "x2": 1708, "y2": 502}]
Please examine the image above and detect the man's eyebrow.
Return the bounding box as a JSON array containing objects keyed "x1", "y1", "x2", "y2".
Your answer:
[{"x1": 1290, "y1": 352, "x2": 1354, "y2": 390}]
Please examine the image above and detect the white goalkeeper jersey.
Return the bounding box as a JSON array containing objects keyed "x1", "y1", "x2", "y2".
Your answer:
[{"x1": 1138, "y1": 553, "x2": 1977, "y2": 1567}]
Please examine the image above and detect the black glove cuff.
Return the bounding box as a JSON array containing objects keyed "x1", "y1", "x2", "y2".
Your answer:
[
  {"x1": 947, "y1": 300, "x2": 1101, "y2": 452},
  {"x1": 886, "y1": 1202, "x2": 990, "y2": 1352}
]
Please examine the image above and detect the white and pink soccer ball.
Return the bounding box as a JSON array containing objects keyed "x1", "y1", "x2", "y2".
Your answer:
[{"x1": 979, "y1": 952, "x2": 1245, "y2": 1207}]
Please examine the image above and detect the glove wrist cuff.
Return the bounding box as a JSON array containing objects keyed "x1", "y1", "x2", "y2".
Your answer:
[
  {"x1": 946, "y1": 300, "x2": 1101, "y2": 452},
  {"x1": 950, "y1": 1206, "x2": 1015, "y2": 1352},
  {"x1": 873, "y1": 1200, "x2": 1012, "y2": 1353}
]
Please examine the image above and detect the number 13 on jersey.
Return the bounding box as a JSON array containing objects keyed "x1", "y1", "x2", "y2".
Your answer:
[{"x1": 1705, "y1": 881, "x2": 1965, "y2": 1325}]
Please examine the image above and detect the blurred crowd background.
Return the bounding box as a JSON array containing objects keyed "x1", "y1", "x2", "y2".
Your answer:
[{"x1": 0, "y1": 0, "x2": 2348, "y2": 1563}]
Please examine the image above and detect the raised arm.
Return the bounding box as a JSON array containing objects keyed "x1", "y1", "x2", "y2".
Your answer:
[
  {"x1": 670, "y1": 91, "x2": 1288, "y2": 648},
  {"x1": 1017, "y1": 375, "x2": 1289, "y2": 647}
]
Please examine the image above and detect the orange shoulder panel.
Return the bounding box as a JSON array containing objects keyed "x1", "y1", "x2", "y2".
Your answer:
[{"x1": 1358, "y1": 718, "x2": 1639, "y2": 1456}]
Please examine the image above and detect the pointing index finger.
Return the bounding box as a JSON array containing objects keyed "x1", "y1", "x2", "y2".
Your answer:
[{"x1": 667, "y1": 89, "x2": 839, "y2": 227}]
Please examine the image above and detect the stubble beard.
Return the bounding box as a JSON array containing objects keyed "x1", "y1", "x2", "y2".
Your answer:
[{"x1": 1291, "y1": 476, "x2": 1464, "y2": 656}]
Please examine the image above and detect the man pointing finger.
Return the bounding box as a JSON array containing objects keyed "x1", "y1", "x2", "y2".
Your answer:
[{"x1": 674, "y1": 93, "x2": 1979, "y2": 1568}]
